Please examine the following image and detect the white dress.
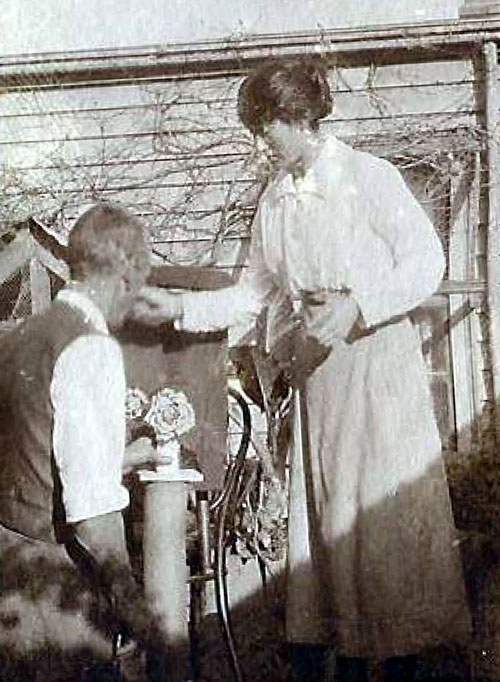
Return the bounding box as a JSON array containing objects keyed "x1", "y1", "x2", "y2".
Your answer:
[{"x1": 180, "y1": 136, "x2": 471, "y2": 657}]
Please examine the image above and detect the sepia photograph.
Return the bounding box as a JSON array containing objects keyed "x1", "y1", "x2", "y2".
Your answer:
[{"x1": 0, "y1": 1, "x2": 499, "y2": 680}]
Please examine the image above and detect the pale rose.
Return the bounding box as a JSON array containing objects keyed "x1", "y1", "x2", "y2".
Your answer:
[
  {"x1": 125, "y1": 387, "x2": 150, "y2": 421},
  {"x1": 144, "y1": 388, "x2": 195, "y2": 440}
]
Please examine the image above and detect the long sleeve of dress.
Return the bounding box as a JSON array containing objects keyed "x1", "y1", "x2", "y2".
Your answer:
[
  {"x1": 179, "y1": 205, "x2": 277, "y2": 333},
  {"x1": 352, "y1": 161, "x2": 445, "y2": 328}
]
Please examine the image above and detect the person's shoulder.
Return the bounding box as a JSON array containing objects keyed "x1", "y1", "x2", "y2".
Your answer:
[
  {"x1": 49, "y1": 300, "x2": 97, "y2": 334},
  {"x1": 318, "y1": 136, "x2": 396, "y2": 196},
  {"x1": 331, "y1": 138, "x2": 396, "y2": 176},
  {"x1": 34, "y1": 300, "x2": 107, "y2": 357},
  {"x1": 8, "y1": 301, "x2": 69, "y2": 340},
  {"x1": 56, "y1": 333, "x2": 123, "y2": 375},
  {"x1": 260, "y1": 169, "x2": 285, "y2": 203}
]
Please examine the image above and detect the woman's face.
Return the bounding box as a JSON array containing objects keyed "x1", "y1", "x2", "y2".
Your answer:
[{"x1": 259, "y1": 119, "x2": 309, "y2": 165}]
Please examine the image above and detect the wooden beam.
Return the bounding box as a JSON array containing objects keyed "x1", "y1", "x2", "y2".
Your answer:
[
  {"x1": 438, "y1": 279, "x2": 487, "y2": 295},
  {"x1": 2, "y1": 18, "x2": 500, "y2": 90},
  {"x1": 34, "y1": 243, "x2": 70, "y2": 283},
  {"x1": 29, "y1": 258, "x2": 51, "y2": 314},
  {"x1": 483, "y1": 41, "x2": 500, "y2": 445},
  {"x1": 0, "y1": 230, "x2": 36, "y2": 286},
  {"x1": 448, "y1": 160, "x2": 477, "y2": 451}
]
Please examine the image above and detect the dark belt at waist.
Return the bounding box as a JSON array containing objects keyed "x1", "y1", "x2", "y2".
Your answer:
[{"x1": 346, "y1": 314, "x2": 407, "y2": 344}]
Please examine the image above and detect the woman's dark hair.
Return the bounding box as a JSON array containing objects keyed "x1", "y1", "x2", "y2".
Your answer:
[
  {"x1": 237, "y1": 59, "x2": 332, "y2": 135},
  {"x1": 68, "y1": 202, "x2": 150, "y2": 281}
]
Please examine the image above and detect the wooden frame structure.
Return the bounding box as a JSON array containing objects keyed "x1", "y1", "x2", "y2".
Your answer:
[
  {"x1": 1, "y1": 15, "x2": 499, "y2": 452},
  {"x1": 0, "y1": 219, "x2": 69, "y2": 332}
]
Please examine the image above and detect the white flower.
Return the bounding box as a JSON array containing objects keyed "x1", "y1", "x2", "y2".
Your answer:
[
  {"x1": 125, "y1": 387, "x2": 150, "y2": 421},
  {"x1": 144, "y1": 388, "x2": 195, "y2": 441}
]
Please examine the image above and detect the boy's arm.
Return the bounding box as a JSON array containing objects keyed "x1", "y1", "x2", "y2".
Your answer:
[
  {"x1": 51, "y1": 335, "x2": 164, "y2": 649},
  {"x1": 73, "y1": 512, "x2": 163, "y2": 650}
]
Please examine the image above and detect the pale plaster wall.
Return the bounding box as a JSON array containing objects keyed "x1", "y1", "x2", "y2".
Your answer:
[{"x1": 1, "y1": 0, "x2": 460, "y2": 56}]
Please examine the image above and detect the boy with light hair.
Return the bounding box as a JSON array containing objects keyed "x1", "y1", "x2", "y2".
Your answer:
[{"x1": 0, "y1": 202, "x2": 164, "y2": 681}]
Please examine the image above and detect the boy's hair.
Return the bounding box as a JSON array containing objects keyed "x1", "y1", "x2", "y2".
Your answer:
[{"x1": 67, "y1": 202, "x2": 150, "y2": 282}]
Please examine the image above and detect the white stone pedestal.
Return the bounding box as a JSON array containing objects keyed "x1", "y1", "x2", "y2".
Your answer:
[{"x1": 139, "y1": 468, "x2": 203, "y2": 681}]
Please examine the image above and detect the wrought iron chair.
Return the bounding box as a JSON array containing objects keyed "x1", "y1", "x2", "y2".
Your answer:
[
  {"x1": 189, "y1": 344, "x2": 290, "y2": 682},
  {"x1": 188, "y1": 386, "x2": 252, "y2": 682}
]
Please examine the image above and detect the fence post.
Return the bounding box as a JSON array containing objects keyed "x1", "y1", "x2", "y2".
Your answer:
[{"x1": 482, "y1": 42, "x2": 500, "y2": 446}]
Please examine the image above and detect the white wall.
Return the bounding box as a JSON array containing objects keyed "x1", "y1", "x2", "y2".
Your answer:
[{"x1": 2, "y1": 0, "x2": 460, "y2": 56}]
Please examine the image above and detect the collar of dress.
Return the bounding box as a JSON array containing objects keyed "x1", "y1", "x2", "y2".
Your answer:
[
  {"x1": 56, "y1": 288, "x2": 109, "y2": 335},
  {"x1": 271, "y1": 135, "x2": 340, "y2": 202}
]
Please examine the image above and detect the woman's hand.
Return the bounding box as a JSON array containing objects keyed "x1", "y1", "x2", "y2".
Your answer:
[
  {"x1": 130, "y1": 286, "x2": 184, "y2": 325},
  {"x1": 302, "y1": 292, "x2": 361, "y2": 347}
]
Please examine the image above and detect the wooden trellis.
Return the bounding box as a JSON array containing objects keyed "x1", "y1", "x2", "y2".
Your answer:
[{"x1": 1, "y1": 16, "x2": 499, "y2": 459}]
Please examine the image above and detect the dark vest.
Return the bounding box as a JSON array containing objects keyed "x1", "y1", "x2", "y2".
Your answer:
[{"x1": 0, "y1": 302, "x2": 97, "y2": 543}]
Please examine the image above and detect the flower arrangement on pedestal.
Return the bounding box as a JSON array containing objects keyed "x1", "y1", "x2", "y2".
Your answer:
[
  {"x1": 125, "y1": 386, "x2": 196, "y2": 471},
  {"x1": 125, "y1": 387, "x2": 150, "y2": 422}
]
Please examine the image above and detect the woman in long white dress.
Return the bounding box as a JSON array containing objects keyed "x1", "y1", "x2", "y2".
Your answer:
[{"x1": 136, "y1": 60, "x2": 471, "y2": 681}]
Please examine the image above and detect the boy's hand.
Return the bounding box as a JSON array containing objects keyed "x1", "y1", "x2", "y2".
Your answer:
[{"x1": 123, "y1": 436, "x2": 157, "y2": 473}]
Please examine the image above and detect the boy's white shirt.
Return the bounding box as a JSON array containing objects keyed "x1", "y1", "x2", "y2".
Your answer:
[{"x1": 50, "y1": 288, "x2": 129, "y2": 523}]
